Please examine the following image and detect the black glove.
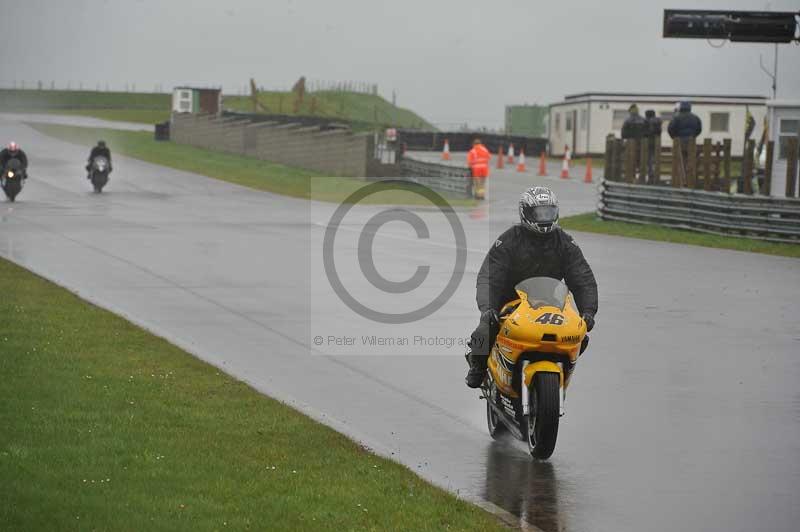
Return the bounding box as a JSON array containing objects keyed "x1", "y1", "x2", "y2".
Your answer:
[
  {"x1": 480, "y1": 309, "x2": 499, "y2": 326},
  {"x1": 582, "y1": 313, "x2": 595, "y2": 332}
]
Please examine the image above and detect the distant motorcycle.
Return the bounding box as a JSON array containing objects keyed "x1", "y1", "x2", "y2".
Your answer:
[
  {"x1": 89, "y1": 156, "x2": 110, "y2": 193},
  {"x1": 474, "y1": 277, "x2": 588, "y2": 459},
  {"x1": 1, "y1": 158, "x2": 25, "y2": 202}
]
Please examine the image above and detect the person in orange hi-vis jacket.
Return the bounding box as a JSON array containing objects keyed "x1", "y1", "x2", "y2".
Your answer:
[{"x1": 467, "y1": 138, "x2": 491, "y2": 200}]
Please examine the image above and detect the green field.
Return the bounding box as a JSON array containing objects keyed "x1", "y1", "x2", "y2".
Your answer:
[
  {"x1": 0, "y1": 89, "x2": 171, "y2": 124},
  {"x1": 30, "y1": 123, "x2": 474, "y2": 206},
  {"x1": 560, "y1": 212, "x2": 800, "y2": 258},
  {"x1": 0, "y1": 88, "x2": 434, "y2": 130},
  {"x1": 0, "y1": 257, "x2": 504, "y2": 531}
]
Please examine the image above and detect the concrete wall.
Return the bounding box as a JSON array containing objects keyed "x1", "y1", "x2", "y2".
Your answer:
[{"x1": 170, "y1": 113, "x2": 370, "y2": 177}]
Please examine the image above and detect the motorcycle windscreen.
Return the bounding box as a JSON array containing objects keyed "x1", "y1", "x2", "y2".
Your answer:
[{"x1": 514, "y1": 277, "x2": 569, "y2": 310}]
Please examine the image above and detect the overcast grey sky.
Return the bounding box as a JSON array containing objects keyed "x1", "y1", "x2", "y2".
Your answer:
[{"x1": 2, "y1": 0, "x2": 799, "y2": 128}]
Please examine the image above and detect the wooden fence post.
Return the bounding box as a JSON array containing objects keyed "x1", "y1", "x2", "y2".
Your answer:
[
  {"x1": 764, "y1": 140, "x2": 774, "y2": 196},
  {"x1": 624, "y1": 139, "x2": 637, "y2": 183},
  {"x1": 672, "y1": 137, "x2": 682, "y2": 187},
  {"x1": 604, "y1": 135, "x2": 614, "y2": 181},
  {"x1": 686, "y1": 139, "x2": 697, "y2": 188},
  {"x1": 654, "y1": 135, "x2": 662, "y2": 185},
  {"x1": 786, "y1": 137, "x2": 799, "y2": 198},
  {"x1": 639, "y1": 137, "x2": 649, "y2": 185},
  {"x1": 702, "y1": 138, "x2": 712, "y2": 191},
  {"x1": 742, "y1": 139, "x2": 755, "y2": 195},
  {"x1": 722, "y1": 139, "x2": 732, "y2": 193}
]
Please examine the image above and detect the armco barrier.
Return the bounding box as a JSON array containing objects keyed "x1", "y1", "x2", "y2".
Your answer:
[
  {"x1": 398, "y1": 158, "x2": 472, "y2": 198},
  {"x1": 397, "y1": 130, "x2": 547, "y2": 157},
  {"x1": 598, "y1": 180, "x2": 800, "y2": 243}
]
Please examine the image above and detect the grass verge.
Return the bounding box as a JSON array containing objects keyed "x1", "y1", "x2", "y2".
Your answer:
[
  {"x1": 0, "y1": 257, "x2": 504, "y2": 531},
  {"x1": 6, "y1": 108, "x2": 170, "y2": 125},
  {"x1": 29, "y1": 123, "x2": 475, "y2": 206},
  {"x1": 560, "y1": 212, "x2": 800, "y2": 258}
]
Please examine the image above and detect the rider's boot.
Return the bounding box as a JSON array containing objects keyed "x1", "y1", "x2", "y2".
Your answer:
[{"x1": 465, "y1": 353, "x2": 488, "y2": 388}]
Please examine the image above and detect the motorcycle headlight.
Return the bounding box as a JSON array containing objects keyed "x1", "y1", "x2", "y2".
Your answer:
[{"x1": 7, "y1": 171, "x2": 13, "y2": 178}]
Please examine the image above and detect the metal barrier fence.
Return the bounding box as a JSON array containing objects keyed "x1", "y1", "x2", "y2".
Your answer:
[
  {"x1": 397, "y1": 130, "x2": 548, "y2": 157},
  {"x1": 398, "y1": 158, "x2": 472, "y2": 198},
  {"x1": 598, "y1": 180, "x2": 800, "y2": 243},
  {"x1": 604, "y1": 134, "x2": 800, "y2": 198}
]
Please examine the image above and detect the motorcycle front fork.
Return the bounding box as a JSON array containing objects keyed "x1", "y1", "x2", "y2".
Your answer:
[{"x1": 520, "y1": 361, "x2": 566, "y2": 417}]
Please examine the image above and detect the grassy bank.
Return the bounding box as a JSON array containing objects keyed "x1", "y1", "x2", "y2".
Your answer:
[
  {"x1": 0, "y1": 257, "x2": 504, "y2": 531},
  {"x1": 560, "y1": 212, "x2": 800, "y2": 258},
  {"x1": 0, "y1": 89, "x2": 170, "y2": 124},
  {"x1": 223, "y1": 90, "x2": 434, "y2": 131},
  {"x1": 29, "y1": 123, "x2": 474, "y2": 206},
  {"x1": 0, "y1": 88, "x2": 434, "y2": 130}
]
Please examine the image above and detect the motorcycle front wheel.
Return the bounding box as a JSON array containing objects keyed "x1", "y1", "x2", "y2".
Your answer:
[
  {"x1": 524, "y1": 372, "x2": 560, "y2": 459},
  {"x1": 485, "y1": 379, "x2": 507, "y2": 438}
]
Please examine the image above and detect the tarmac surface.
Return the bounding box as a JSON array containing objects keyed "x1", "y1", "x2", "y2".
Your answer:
[{"x1": 2, "y1": 115, "x2": 799, "y2": 532}]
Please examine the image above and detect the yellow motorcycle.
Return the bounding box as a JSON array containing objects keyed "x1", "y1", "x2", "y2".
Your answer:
[{"x1": 482, "y1": 277, "x2": 587, "y2": 459}]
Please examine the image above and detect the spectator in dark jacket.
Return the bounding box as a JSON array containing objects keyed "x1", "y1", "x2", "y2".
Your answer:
[
  {"x1": 667, "y1": 101, "x2": 702, "y2": 139},
  {"x1": 644, "y1": 110, "x2": 663, "y2": 181},
  {"x1": 621, "y1": 104, "x2": 647, "y2": 140},
  {"x1": 667, "y1": 102, "x2": 702, "y2": 183}
]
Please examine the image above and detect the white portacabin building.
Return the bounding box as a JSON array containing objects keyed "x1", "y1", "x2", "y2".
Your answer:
[
  {"x1": 766, "y1": 100, "x2": 800, "y2": 197},
  {"x1": 548, "y1": 92, "x2": 767, "y2": 158}
]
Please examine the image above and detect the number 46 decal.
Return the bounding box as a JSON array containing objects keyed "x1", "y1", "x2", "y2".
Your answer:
[{"x1": 535, "y1": 313, "x2": 564, "y2": 325}]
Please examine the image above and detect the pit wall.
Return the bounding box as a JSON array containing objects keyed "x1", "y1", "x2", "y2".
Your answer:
[{"x1": 170, "y1": 113, "x2": 371, "y2": 177}]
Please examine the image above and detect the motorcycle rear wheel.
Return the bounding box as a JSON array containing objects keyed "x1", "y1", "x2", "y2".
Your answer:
[{"x1": 524, "y1": 372, "x2": 560, "y2": 459}]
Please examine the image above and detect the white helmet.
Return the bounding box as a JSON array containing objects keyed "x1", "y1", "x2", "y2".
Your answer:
[{"x1": 519, "y1": 186, "x2": 559, "y2": 234}]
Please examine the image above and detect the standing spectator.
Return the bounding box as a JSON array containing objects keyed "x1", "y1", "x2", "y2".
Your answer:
[
  {"x1": 668, "y1": 101, "x2": 702, "y2": 181},
  {"x1": 621, "y1": 104, "x2": 647, "y2": 179},
  {"x1": 644, "y1": 110, "x2": 663, "y2": 181},
  {"x1": 621, "y1": 104, "x2": 647, "y2": 140},
  {"x1": 467, "y1": 138, "x2": 491, "y2": 200}
]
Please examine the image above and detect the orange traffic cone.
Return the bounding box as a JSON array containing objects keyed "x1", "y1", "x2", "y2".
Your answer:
[
  {"x1": 516, "y1": 150, "x2": 527, "y2": 172},
  {"x1": 442, "y1": 139, "x2": 451, "y2": 161},
  {"x1": 560, "y1": 148, "x2": 570, "y2": 179},
  {"x1": 584, "y1": 157, "x2": 593, "y2": 183},
  {"x1": 496, "y1": 146, "x2": 504, "y2": 169},
  {"x1": 507, "y1": 143, "x2": 515, "y2": 164},
  {"x1": 538, "y1": 151, "x2": 547, "y2": 176}
]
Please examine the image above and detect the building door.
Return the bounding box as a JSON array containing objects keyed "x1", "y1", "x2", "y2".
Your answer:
[{"x1": 572, "y1": 110, "x2": 578, "y2": 155}]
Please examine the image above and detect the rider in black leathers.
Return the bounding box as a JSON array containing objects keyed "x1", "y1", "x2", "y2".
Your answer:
[
  {"x1": 86, "y1": 140, "x2": 112, "y2": 179},
  {"x1": 0, "y1": 142, "x2": 28, "y2": 179},
  {"x1": 465, "y1": 186, "x2": 598, "y2": 388}
]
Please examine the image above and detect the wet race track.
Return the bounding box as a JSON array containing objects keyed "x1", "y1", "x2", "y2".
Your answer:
[{"x1": 2, "y1": 115, "x2": 799, "y2": 532}]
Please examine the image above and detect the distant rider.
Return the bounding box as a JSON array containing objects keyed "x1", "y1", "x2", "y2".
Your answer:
[
  {"x1": 0, "y1": 141, "x2": 29, "y2": 179},
  {"x1": 465, "y1": 186, "x2": 599, "y2": 388},
  {"x1": 86, "y1": 140, "x2": 112, "y2": 179}
]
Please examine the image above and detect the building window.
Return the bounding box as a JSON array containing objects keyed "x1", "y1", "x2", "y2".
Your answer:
[
  {"x1": 565, "y1": 114, "x2": 573, "y2": 131},
  {"x1": 778, "y1": 119, "x2": 799, "y2": 159},
  {"x1": 179, "y1": 101, "x2": 191, "y2": 111},
  {"x1": 709, "y1": 112, "x2": 729, "y2": 133},
  {"x1": 555, "y1": 113, "x2": 560, "y2": 133},
  {"x1": 612, "y1": 110, "x2": 628, "y2": 130},
  {"x1": 580, "y1": 109, "x2": 587, "y2": 131},
  {"x1": 180, "y1": 91, "x2": 190, "y2": 99}
]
